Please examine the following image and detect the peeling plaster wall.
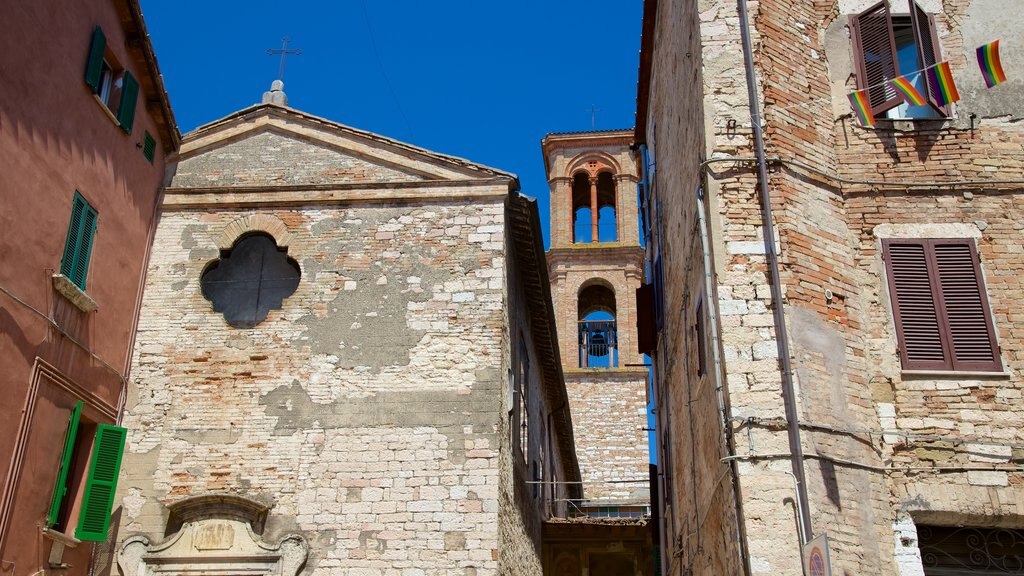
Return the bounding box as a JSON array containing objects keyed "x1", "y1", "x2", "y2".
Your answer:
[{"x1": 116, "y1": 199, "x2": 513, "y2": 575}]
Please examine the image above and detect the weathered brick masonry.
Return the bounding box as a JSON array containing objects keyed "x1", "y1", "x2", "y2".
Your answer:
[
  {"x1": 638, "y1": 0, "x2": 1024, "y2": 573},
  {"x1": 542, "y1": 132, "x2": 651, "y2": 507},
  {"x1": 113, "y1": 103, "x2": 580, "y2": 576}
]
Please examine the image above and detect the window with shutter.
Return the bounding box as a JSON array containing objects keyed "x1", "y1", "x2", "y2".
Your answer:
[
  {"x1": 46, "y1": 401, "x2": 83, "y2": 528},
  {"x1": 61, "y1": 193, "x2": 98, "y2": 291},
  {"x1": 84, "y1": 25, "x2": 139, "y2": 132},
  {"x1": 850, "y1": 1, "x2": 947, "y2": 120},
  {"x1": 883, "y1": 239, "x2": 1001, "y2": 372},
  {"x1": 75, "y1": 424, "x2": 127, "y2": 541}
]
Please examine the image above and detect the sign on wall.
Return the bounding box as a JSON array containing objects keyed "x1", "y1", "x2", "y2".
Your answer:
[{"x1": 802, "y1": 533, "x2": 832, "y2": 576}]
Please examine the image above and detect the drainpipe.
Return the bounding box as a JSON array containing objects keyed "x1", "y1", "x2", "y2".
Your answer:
[
  {"x1": 737, "y1": 0, "x2": 812, "y2": 545},
  {"x1": 697, "y1": 186, "x2": 751, "y2": 575}
]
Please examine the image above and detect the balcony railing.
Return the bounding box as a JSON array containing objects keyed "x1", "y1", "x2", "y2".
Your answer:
[{"x1": 578, "y1": 320, "x2": 618, "y2": 368}]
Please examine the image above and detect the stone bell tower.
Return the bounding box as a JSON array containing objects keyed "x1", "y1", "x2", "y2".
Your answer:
[{"x1": 542, "y1": 130, "x2": 650, "y2": 513}]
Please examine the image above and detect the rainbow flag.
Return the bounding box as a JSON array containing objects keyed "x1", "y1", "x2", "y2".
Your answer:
[
  {"x1": 976, "y1": 40, "x2": 1007, "y2": 88},
  {"x1": 888, "y1": 76, "x2": 927, "y2": 106},
  {"x1": 848, "y1": 90, "x2": 874, "y2": 127},
  {"x1": 926, "y1": 61, "x2": 960, "y2": 105}
]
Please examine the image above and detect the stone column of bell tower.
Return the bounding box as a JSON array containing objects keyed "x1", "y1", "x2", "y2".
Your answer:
[{"x1": 542, "y1": 130, "x2": 650, "y2": 513}]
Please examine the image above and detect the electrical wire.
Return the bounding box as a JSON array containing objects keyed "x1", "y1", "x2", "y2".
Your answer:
[
  {"x1": 701, "y1": 155, "x2": 1024, "y2": 190},
  {"x1": 733, "y1": 415, "x2": 1024, "y2": 453},
  {"x1": 358, "y1": 0, "x2": 415, "y2": 141}
]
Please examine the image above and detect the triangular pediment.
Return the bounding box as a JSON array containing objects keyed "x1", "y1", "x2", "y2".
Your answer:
[{"x1": 170, "y1": 105, "x2": 516, "y2": 190}]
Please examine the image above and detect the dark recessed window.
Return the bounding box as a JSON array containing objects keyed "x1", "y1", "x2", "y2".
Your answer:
[{"x1": 200, "y1": 233, "x2": 300, "y2": 328}]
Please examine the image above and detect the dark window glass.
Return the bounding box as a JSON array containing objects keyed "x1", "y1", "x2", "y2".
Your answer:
[{"x1": 200, "y1": 234, "x2": 300, "y2": 328}]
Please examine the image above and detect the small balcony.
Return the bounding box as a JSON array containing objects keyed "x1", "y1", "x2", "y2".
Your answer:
[{"x1": 578, "y1": 320, "x2": 618, "y2": 368}]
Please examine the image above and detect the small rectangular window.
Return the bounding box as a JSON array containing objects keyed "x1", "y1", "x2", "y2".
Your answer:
[
  {"x1": 84, "y1": 26, "x2": 139, "y2": 133},
  {"x1": 850, "y1": 1, "x2": 947, "y2": 120},
  {"x1": 61, "y1": 192, "x2": 98, "y2": 291},
  {"x1": 142, "y1": 131, "x2": 157, "y2": 163},
  {"x1": 883, "y1": 238, "x2": 1001, "y2": 372}
]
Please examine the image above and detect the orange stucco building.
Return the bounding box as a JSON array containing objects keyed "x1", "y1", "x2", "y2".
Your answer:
[{"x1": 0, "y1": 1, "x2": 177, "y2": 574}]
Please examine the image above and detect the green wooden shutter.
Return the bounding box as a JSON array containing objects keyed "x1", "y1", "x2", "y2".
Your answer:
[
  {"x1": 75, "y1": 424, "x2": 126, "y2": 542},
  {"x1": 62, "y1": 195, "x2": 99, "y2": 291},
  {"x1": 142, "y1": 131, "x2": 156, "y2": 163},
  {"x1": 46, "y1": 401, "x2": 83, "y2": 527},
  {"x1": 72, "y1": 205, "x2": 98, "y2": 290},
  {"x1": 117, "y1": 71, "x2": 139, "y2": 134},
  {"x1": 61, "y1": 194, "x2": 86, "y2": 280},
  {"x1": 84, "y1": 27, "x2": 107, "y2": 93}
]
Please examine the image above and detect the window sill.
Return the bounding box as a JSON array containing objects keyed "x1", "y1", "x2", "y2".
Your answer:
[
  {"x1": 52, "y1": 274, "x2": 98, "y2": 313},
  {"x1": 91, "y1": 93, "x2": 121, "y2": 128},
  {"x1": 901, "y1": 369, "x2": 1011, "y2": 379},
  {"x1": 41, "y1": 527, "x2": 80, "y2": 548},
  {"x1": 870, "y1": 117, "x2": 952, "y2": 132}
]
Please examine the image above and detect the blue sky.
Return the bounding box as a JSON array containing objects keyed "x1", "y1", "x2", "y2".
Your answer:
[{"x1": 139, "y1": 0, "x2": 644, "y2": 243}]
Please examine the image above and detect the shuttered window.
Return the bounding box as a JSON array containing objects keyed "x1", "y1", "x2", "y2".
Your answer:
[
  {"x1": 46, "y1": 401, "x2": 83, "y2": 527},
  {"x1": 75, "y1": 424, "x2": 127, "y2": 541},
  {"x1": 850, "y1": 1, "x2": 947, "y2": 118},
  {"x1": 83, "y1": 25, "x2": 139, "y2": 133},
  {"x1": 61, "y1": 193, "x2": 98, "y2": 291},
  {"x1": 883, "y1": 239, "x2": 1001, "y2": 372}
]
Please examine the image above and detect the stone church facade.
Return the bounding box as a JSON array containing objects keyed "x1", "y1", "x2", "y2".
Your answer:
[{"x1": 111, "y1": 96, "x2": 581, "y2": 575}]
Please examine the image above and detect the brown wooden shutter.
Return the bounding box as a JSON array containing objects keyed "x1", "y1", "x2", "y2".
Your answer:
[
  {"x1": 636, "y1": 284, "x2": 656, "y2": 355},
  {"x1": 931, "y1": 240, "x2": 1001, "y2": 371},
  {"x1": 884, "y1": 239, "x2": 1001, "y2": 372},
  {"x1": 909, "y1": 1, "x2": 947, "y2": 114},
  {"x1": 850, "y1": 1, "x2": 902, "y2": 114},
  {"x1": 884, "y1": 239, "x2": 949, "y2": 370}
]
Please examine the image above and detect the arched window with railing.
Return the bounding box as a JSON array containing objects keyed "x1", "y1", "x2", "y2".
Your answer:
[{"x1": 577, "y1": 282, "x2": 618, "y2": 368}]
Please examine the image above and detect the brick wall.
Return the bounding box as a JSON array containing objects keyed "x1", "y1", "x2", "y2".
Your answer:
[
  {"x1": 543, "y1": 134, "x2": 651, "y2": 506},
  {"x1": 114, "y1": 108, "x2": 574, "y2": 575},
  {"x1": 641, "y1": 0, "x2": 1024, "y2": 573}
]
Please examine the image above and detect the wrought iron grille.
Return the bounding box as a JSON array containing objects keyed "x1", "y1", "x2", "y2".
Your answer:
[
  {"x1": 578, "y1": 320, "x2": 618, "y2": 368},
  {"x1": 918, "y1": 525, "x2": 1024, "y2": 574}
]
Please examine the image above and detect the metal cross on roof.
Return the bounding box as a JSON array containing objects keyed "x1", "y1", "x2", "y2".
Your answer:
[
  {"x1": 587, "y1": 105, "x2": 600, "y2": 130},
  {"x1": 267, "y1": 37, "x2": 302, "y2": 81}
]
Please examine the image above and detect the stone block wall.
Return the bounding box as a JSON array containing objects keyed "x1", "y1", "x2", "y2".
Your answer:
[
  {"x1": 642, "y1": 0, "x2": 1024, "y2": 573},
  {"x1": 637, "y1": 0, "x2": 747, "y2": 572},
  {"x1": 116, "y1": 200, "x2": 515, "y2": 575}
]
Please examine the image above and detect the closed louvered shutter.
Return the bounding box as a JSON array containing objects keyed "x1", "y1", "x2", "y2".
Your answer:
[
  {"x1": 850, "y1": 1, "x2": 902, "y2": 114},
  {"x1": 75, "y1": 424, "x2": 126, "y2": 542},
  {"x1": 61, "y1": 193, "x2": 98, "y2": 291},
  {"x1": 909, "y1": 1, "x2": 947, "y2": 114},
  {"x1": 884, "y1": 239, "x2": 1001, "y2": 372},
  {"x1": 932, "y1": 240, "x2": 1000, "y2": 371},
  {"x1": 885, "y1": 240, "x2": 949, "y2": 370}
]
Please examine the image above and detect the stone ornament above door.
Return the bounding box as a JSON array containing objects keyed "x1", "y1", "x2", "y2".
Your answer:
[
  {"x1": 117, "y1": 495, "x2": 307, "y2": 576},
  {"x1": 118, "y1": 519, "x2": 307, "y2": 576}
]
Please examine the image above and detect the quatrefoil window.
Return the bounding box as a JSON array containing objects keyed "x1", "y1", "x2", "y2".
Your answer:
[{"x1": 200, "y1": 233, "x2": 300, "y2": 328}]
